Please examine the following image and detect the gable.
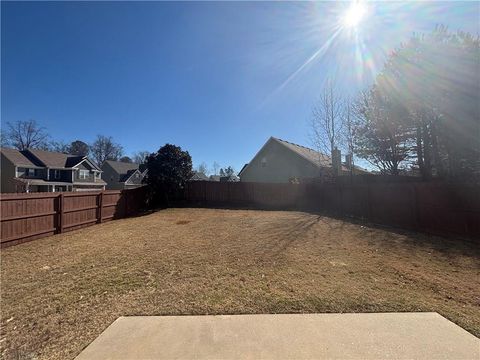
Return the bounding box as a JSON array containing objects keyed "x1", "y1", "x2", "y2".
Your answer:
[
  {"x1": 239, "y1": 137, "x2": 323, "y2": 182},
  {"x1": 240, "y1": 137, "x2": 322, "y2": 178}
]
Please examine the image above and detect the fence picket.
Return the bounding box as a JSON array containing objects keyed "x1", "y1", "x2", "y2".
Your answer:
[{"x1": 0, "y1": 187, "x2": 146, "y2": 248}]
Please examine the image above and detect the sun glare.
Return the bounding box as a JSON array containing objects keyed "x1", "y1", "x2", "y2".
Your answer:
[{"x1": 343, "y1": 1, "x2": 367, "y2": 28}]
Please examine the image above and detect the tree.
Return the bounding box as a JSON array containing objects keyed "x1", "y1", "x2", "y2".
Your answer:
[
  {"x1": 69, "y1": 140, "x2": 90, "y2": 156},
  {"x1": 310, "y1": 78, "x2": 345, "y2": 157},
  {"x1": 354, "y1": 87, "x2": 413, "y2": 175},
  {"x1": 212, "y1": 161, "x2": 220, "y2": 175},
  {"x1": 196, "y1": 162, "x2": 209, "y2": 175},
  {"x1": 219, "y1": 166, "x2": 235, "y2": 177},
  {"x1": 379, "y1": 26, "x2": 480, "y2": 179},
  {"x1": 132, "y1": 151, "x2": 150, "y2": 164},
  {"x1": 4, "y1": 120, "x2": 50, "y2": 150},
  {"x1": 90, "y1": 135, "x2": 123, "y2": 166},
  {"x1": 145, "y1": 144, "x2": 193, "y2": 206},
  {"x1": 120, "y1": 156, "x2": 132, "y2": 163},
  {"x1": 49, "y1": 140, "x2": 70, "y2": 153},
  {"x1": 342, "y1": 98, "x2": 357, "y2": 174}
]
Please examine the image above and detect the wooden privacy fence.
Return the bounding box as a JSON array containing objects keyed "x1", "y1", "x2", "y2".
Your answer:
[
  {"x1": 186, "y1": 181, "x2": 480, "y2": 239},
  {"x1": 0, "y1": 187, "x2": 147, "y2": 248}
]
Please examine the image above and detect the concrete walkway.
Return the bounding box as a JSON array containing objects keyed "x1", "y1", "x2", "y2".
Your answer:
[{"x1": 76, "y1": 313, "x2": 479, "y2": 360}]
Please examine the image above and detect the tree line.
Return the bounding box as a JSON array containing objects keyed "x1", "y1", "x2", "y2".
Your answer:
[
  {"x1": 310, "y1": 26, "x2": 479, "y2": 181},
  {"x1": 1, "y1": 119, "x2": 150, "y2": 167}
]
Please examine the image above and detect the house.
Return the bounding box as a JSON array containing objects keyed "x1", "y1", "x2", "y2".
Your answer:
[
  {"x1": 189, "y1": 171, "x2": 209, "y2": 181},
  {"x1": 0, "y1": 147, "x2": 106, "y2": 193},
  {"x1": 101, "y1": 160, "x2": 147, "y2": 190},
  {"x1": 238, "y1": 137, "x2": 366, "y2": 183},
  {"x1": 220, "y1": 174, "x2": 240, "y2": 182}
]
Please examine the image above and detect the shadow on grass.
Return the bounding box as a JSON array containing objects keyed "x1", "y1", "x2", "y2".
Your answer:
[{"x1": 171, "y1": 201, "x2": 480, "y2": 259}]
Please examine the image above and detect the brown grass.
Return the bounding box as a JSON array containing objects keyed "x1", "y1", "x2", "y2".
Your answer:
[{"x1": 1, "y1": 208, "x2": 479, "y2": 359}]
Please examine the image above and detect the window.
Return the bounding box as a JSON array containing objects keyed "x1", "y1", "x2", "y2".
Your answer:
[
  {"x1": 261, "y1": 157, "x2": 267, "y2": 167},
  {"x1": 27, "y1": 168, "x2": 37, "y2": 177},
  {"x1": 135, "y1": 173, "x2": 140, "y2": 178},
  {"x1": 54, "y1": 170, "x2": 61, "y2": 179},
  {"x1": 79, "y1": 170, "x2": 89, "y2": 179}
]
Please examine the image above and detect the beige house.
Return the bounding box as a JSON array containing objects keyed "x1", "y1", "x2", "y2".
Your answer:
[{"x1": 238, "y1": 137, "x2": 364, "y2": 183}]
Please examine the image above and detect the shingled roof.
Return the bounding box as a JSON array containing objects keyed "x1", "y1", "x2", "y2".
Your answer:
[
  {"x1": 104, "y1": 160, "x2": 141, "y2": 182},
  {"x1": 26, "y1": 148, "x2": 88, "y2": 169},
  {"x1": 1, "y1": 148, "x2": 100, "y2": 170},
  {"x1": 0, "y1": 148, "x2": 42, "y2": 167},
  {"x1": 273, "y1": 138, "x2": 333, "y2": 167}
]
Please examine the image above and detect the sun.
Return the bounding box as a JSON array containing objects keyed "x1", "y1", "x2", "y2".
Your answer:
[{"x1": 342, "y1": 1, "x2": 367, "y2": 28}]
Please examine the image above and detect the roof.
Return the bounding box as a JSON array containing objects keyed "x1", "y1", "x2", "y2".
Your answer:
[
  {"x1": 273, "y1": 137, "x2": 332, "y2": 167},
  {"x1": 238, "y1": 137, "x2": 368, "y2": 177},
  {"x1": 1, "y1": 148, "x2": 101, "y2": 170},
  {"x1": 27, "y1": 148, "x2": 86, "y2": 169},
  {"x1": 0, "y1": 148, "x2": 42, "y2": 167},
  {"x1": 190, "y1": 172, "x2": 209, "y2": 181},
  {"x1": 104, "y1": 160, "x2": 142, "y2": 182}
]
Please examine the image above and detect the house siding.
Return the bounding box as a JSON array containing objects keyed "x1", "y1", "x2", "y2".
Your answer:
[
  {"x1": 239, "y1": 139, "x2": 321, "y2": 183},
  {"x1": 49, "y1": 169, "x2": 72, "y2": 182},
  {"x1": 125, "y1": 172, "x2": 143, "y2": 186},
  {"x1": 1, "y1": 154, "x2": 16, "y2": 193},
  {"x1": 101, "y1": 162, "x2": 122, "y2": 190},
  {"x1": 73, "y1": 162, "x2": 100, "y2": 183},
  {"x1": 16, "y1": 167, "x2": 47, "y2": 179},
  {"x1": 101, "y1": 161, "x2": 144, "y2": 190}
]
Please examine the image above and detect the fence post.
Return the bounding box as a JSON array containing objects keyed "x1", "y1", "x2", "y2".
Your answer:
[
  {"x1": 124, "y1": 190, "x2": 128, "y2": 217},
  {"x1": 57, "y1": 193, "x2": 64, "y2": 234},
  {"x1": 366, "y1": 182, "x2": 373, "y2": 222},
  {"x1": 97, "y1": 191, "x2": 103, "y2": 224},
  {"x1": 413, "y1": 183, "x2": 420, "y2": 231}
]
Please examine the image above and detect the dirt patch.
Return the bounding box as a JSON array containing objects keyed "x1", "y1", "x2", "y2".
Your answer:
[
  {"x1": 176, "y1": 220, "x2": 190, "y2": 225},
  {"x1": 1, "y1": 208, "x2": 479, "y2": 359}
]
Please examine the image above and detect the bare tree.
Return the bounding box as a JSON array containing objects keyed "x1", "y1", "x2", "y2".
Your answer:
[
  {"x1": 4, "y1": 120, "x2": 50, "y2": 150},
  {"x1": 49, "y1": 140, "x2": 70, "y2": 153},
  {"x1": 309, "y1": 79, "x2": 345, "y2": 156},
  {"x1": 212, "y1": 161, "x2": 220, "y2": 175},
  {"x1": 90, "y1": 135, "x2": 123, "y2": 166},
  {"x1": 342, "y1": 98, "x2": 357, "y2": 174},
  {"x1": 196, "y1": 162, "x2": 209, "y2": 175},
  {"x1": 132, "y1": 151, "x2": 150, "y2": 164},
  {"x1": 120, "y1": 156, "x2": 132, "y2": 163}
]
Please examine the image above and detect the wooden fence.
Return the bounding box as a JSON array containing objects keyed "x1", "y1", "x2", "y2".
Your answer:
[
  {"x1": 0, "y1": 187, "x2": 147, "y2": 248},
  {"x1": 185, "y1": 181, "x2": 480, "y2": 239}
]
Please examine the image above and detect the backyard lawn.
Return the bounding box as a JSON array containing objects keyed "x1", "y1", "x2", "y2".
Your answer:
[{"x1": 1, "y1": 208, "x2": 479, "y2": 359}]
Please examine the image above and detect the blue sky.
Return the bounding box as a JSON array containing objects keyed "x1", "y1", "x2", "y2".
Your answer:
[{"x1": 2, "y1": 1, "x2": 479, "y2": 172}]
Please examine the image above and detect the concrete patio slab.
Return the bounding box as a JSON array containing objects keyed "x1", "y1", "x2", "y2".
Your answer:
[{"x1": 76, "y1": 312, "x2": 479, "y2": 360}]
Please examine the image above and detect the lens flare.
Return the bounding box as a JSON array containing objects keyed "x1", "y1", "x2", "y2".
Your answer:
[{"x1": 343, "y1": 1, "x2": 367, "y2": 28}]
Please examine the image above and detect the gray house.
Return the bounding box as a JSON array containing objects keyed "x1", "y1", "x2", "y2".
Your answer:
[
  {"x1": 238, "y1": 137, "x2": 365, "y2": 183},
  {"x1": 101, "y1": 160, "x2": 147, "y2": 190},
  {"x1": 189, "y1": 171, "x2": 209, "y2": 181},
  {"x1": 0, "y1": 147, "x2": 106, "y2": 193}
]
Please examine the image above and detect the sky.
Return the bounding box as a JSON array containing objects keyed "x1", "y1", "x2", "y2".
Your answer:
[{"x1": 2, "y1": 1, "x2": 479, "y2": 172}]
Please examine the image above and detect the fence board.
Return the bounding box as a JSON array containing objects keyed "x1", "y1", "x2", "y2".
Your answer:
[
  {"x1": 185, "y1": 181, "x2": 480, "y2": 239},
  {"x1": 0, "y1": 187, "x2": 147, "y2": 248}
]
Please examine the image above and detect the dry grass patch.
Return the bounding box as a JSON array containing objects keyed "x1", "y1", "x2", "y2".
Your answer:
[{"x1": 1, "y1": 208, "x2": 479, "y2": 359}]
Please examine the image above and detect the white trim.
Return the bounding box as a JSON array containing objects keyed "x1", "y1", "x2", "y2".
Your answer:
[
  {"x1": 72, "y1": 157, "x2": 102, "y2": 171},
  {"x1": 123, "y1": 169, "x2": 143, "y2": 184}
]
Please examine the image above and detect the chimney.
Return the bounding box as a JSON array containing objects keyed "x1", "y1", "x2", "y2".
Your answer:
[
  {"x1": 345, "y1": 153, "x2": 353, "y2": 170},
  {"x1": 332, "y1": 148, "x2": 341, "y2": 176}
]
